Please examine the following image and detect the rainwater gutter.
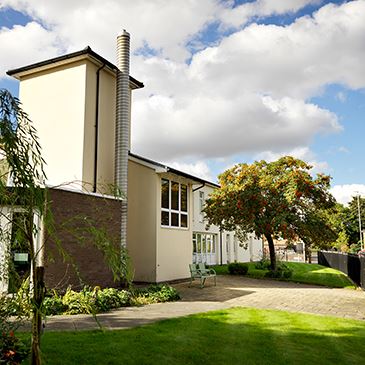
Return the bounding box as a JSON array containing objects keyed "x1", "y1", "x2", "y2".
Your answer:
[
  {"x1": 193, "y1": 183, "x2": 205, "y2": 192},
  {"x1": 93, "y1": 63, "x2": 106, "y2": 193}
]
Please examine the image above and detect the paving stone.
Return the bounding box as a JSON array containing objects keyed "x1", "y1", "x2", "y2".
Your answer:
[{"x1": 42, "y1": 276, "x2": 365, "y2": 332}]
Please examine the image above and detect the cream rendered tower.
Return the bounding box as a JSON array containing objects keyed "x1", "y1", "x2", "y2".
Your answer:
[{"x1": 7, "y1": 47, "x2": 143, "y2": 193}]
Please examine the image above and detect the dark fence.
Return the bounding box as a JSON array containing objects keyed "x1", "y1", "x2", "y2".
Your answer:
[{"x1": 318, "y1": 251, "x2": 365, "y2": 290}]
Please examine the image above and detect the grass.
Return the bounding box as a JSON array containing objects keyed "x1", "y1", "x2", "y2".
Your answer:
[
  {"x1": 211, "y1": 262, "x2": 356, "y2": 289},
  {"x1": 21, "y1": 307, "x2": 365, "y2": 365}
]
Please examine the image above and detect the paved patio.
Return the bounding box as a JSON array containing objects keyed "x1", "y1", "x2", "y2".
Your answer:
[{"x1": 42, "y1": 276, "x2": 365, "y2": 331}]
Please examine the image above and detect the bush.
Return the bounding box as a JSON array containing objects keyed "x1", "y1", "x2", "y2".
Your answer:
[
  {"x1": 265, "y1": 262, "x2": 293, "y2": 279},
  {"x1": 0, "y1": 330, "x2": 30, "y2": 365},
  {"x1": 254, "y1": 259, "x2": 271, "y2": 270},
  {"x1": 94, "y1": 288, "x2": 131, "y2": 312},
  {"x1": 43, "y1": 295, "x2": 67, "y2": 316},
  {"x1": 228, "y1": 263, "x2": 248, "y2": 275},
  {"x1": 61, "y1": 287, "x2": 96, "y2": 315},
  {"x1": 133, "y1": 284, "x2": 180, "y2": 304},
  {"x1": 2, "y1": 284, "x2": 180, "y2": 317},
  {"x1": 42, "y1": 286, "x2": 133, "y2": 315}
]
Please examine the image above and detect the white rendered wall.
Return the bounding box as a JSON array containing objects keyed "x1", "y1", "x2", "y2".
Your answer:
[{"x1": 192, "y1": 184, "x2": 262, "y2": 264}]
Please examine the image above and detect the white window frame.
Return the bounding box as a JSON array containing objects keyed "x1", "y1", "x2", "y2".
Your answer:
[
  {"x1": 192, "y1": 233, "x2": 217, "y2": 255},
  {"x1": 161, "y1": 178, "x2": 189, "y2": 229}
]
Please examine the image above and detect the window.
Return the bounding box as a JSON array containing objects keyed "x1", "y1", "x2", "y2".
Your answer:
[
  {"x1": 192, "y1": 233, "x2": 216, "y2": 254},
  {"x1": 226, "y1": 234, "x2": 230, "y2": 253},
  {"x1": 199, "y1": 191, "x2": 205, "y2": 222},
  {"x1": 161, "y1": 178, "x2": 188, "y2": 228}
]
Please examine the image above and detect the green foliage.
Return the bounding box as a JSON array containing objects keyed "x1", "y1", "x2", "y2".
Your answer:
[
  {"x1": 265, "y1": 262, "x2": 293, "y2": 279},
  {"x1": 42, "y1": 295, "x2": 66, "y2": 316},
  {"x1": 1, "y1": 285, "x2": 180, "y2": 317},
  {"x1": 133, "y1": 284, "x2": 180, "y2": 305},
  {"x1": 1, "y1": 278, "x2": 32, "y2": 317},
  {"x1": 0, "y1": 88, "x2": 47, "y2": 364},
  {"x1": 254, "y1": 258, "x2": 271, "y2": 270},
  {"x1": 94, "y1": 287, "x2": 131, "y2": 312},
  {"x1": 227, "y1": 262, "x2": 248, "y2": 275},
  {"x1": 43, "y1": 286, "x2": 132, "y2": 315},
  {"x1": 0, "y1": 329, "x2": 30, "y2": 365},
  {"x1": 343, "y1": 196, "x2": 365, "y2": 246},
  {"x1": 204, "y1": 156, "x2": 336, "y2": 269}
]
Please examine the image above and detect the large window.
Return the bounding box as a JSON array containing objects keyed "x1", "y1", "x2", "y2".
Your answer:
[{"x1": 161, "y1": 178, "x2": 188, "y2": 228}]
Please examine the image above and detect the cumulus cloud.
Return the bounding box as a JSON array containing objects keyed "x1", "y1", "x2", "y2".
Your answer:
[
  {"x1": 219, "y1": 0, "x2": 322, "y2": 29},
  {"x1": 130, "y1": 0, "x2": 364, "y2": 162},
  {"x1": 0, "y1": 0, "x2": 222, "y2": 63},
  {"x1": 0, "y1": 21, "x2": 61, "y2": 76},
  {"x1": 330, "y1": 184, "x2": 365, "y2": 206},
  {"x1": 190, "y1": 1, "x2": 365, "y2": 99},
  {"x1": 132, "y1": 93, "x2": 340, "y2": 160},
  {"x1": 1, "y1": 0, "x2": 364, "y2": 183}
]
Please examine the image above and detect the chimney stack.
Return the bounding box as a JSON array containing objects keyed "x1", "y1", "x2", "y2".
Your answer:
[{"x1": 115, "y1": 29, "x2": 130, "y2": 248}]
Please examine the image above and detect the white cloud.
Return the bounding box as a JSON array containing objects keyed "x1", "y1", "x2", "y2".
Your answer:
[
  {"x1": 0, "y1": 0, "x2": 222, "y2": 62},
  {"x1": 1, "y1": 0, "x2": 364, "y2": 183},
  {"x1": 0, "y1": 22, "x2": 61, "y2": 76},
  {"x1": 132, "y1": 92, "x2": 340, "y2": 161},
  {"x1": 165, "y1": 160, "x2": 214, "y2": 182},
  {"x1": 190, "y1": 1, "x2": 365, "y2": 99},
  {"x1": 330, "y1": 184, "x2": 365, "y2": 206},
  {"x1": 219, "y1": 0, "x2": 322, "y2": 29}
]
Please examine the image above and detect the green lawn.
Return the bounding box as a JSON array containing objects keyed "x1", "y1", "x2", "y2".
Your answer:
[
  {"x1": 23, "y1": 307, "x2": 365, "y2": 364},
  {"x1": 211, "y1": 262, "x2": 356, "y2": 289}
]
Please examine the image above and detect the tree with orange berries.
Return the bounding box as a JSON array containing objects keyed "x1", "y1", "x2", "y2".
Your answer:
[{"x1": 203, "y1": 156, "x2": 336, "y2": 271}]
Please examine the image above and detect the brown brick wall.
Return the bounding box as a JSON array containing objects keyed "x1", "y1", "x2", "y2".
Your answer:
[{"x1": 44, "y1": 188, "x2": 123, "y2": 290}]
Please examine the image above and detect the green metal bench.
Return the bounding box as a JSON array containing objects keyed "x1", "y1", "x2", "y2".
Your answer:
[{"x1": 189, "y1": 263, "x2": 217, "y2": 288}]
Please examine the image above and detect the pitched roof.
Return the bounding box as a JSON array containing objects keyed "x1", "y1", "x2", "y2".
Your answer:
[
  {"x1": 7, "y1": 46, "x2": 144, "y2": 89},
  {"x1": 129, "y1": 152, "x2": 220, "y2": 188}
]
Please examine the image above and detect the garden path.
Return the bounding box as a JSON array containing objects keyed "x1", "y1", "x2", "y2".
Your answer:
[{"x1": 43, "y1": 276, "x2": 365, "y2": 331}]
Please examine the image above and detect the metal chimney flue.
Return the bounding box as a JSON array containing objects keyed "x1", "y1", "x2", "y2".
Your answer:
[{"x1": 115, "y1": 29, "x2": 130, "y2": 248}]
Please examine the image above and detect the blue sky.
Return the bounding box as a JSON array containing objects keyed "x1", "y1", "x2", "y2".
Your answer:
[{"x1": 0, "y1": 0, "x2": 364, "y2": 204}]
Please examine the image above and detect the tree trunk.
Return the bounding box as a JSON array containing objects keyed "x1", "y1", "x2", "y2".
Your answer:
[
  {"x1": 264, "y1": 233, "x2": 276, "y2": 271},
  {"x1": 31, "y1": 266, "x2": 44, "y2": 365}
]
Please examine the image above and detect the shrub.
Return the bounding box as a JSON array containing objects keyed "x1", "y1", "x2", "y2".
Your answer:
[
  {"x1": 254, "y1": 259, "x2": 271, "y2": 270},
  {"x1": 265, "y1": 262, "x2": 293, "y2": 279},
  {"x1": 0, "y1": 330, "x2": 30, "y2": 365},
  {"x1": 228, "y1": 263, "x2": 248, "y2": 275},
  {"x1": 94, "y1": 288, "x2": 131, "y2": 312},
  {"x1": 133, "y1": 284, "x2": 180, "y2": 304},
  {"x1": 2, "y1": 284, "x2": 180, "y2": 317},
  {"x1": 43, "y1": 295, "x2": 67, "y2": 316},
  {"x1": 61, "y1": 287, "x2": 96, "y2": 315}
]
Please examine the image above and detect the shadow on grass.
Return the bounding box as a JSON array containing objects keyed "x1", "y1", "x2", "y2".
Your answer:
[{"x1": 22, "y1": 307, "x2": 365, "y2": 365}]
